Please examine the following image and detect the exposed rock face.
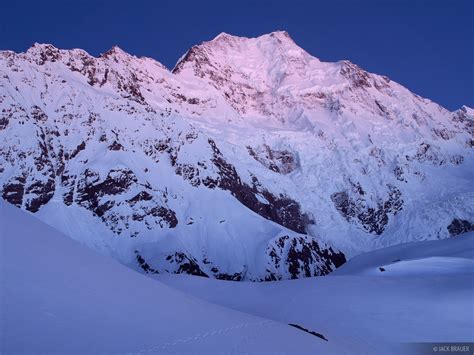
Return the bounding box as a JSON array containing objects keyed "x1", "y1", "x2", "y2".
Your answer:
[
  {"x1": 265, "y1": 235, "x2": 346, "y2": 280},
  {"x1": 247, "y1": 144, "x2": 298, "y2": 174},
  {"x1": 447, "y1": 219, "x2": 474, "y2": 237},
  {"x1": 133, "y1": 233, "x2": 343, "y2": 281},
  {"x1": 452, "y1": 106, "x2": 474, "y2": 136},
  {"x1": 75, "y1": 168, "x2": 178, "y2": 234},
  {"x1": 331, "y1": 183, "x2": 403, "y2": 235},
  {"x1": 135, "y1": 251, "x2": 159, "y2": 274},
  {"x1": 206, "y1": 139, "x2": 311, "y2": 234},
  {"x1": 164, "y1": 252, "x2": 208, "y2": 277},
  {"x1": 2, "y1": 176, "x2": 26, "y2": 207},
  {"x1": 339, "y1": 61, "x2": 373, "y2": 89},
  {"x1": 1, "y1": 32, "x2": 473, "y2": 280}
]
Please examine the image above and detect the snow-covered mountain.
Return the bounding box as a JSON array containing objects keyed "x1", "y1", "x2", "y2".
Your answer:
[{"x1": 1, "y1": 31, "x2": 473, "y2": 280}]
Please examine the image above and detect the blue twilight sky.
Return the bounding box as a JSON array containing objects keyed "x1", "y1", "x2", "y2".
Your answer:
[{"x1": 1, "y1": 0, "x2": 472, "y2": 110}]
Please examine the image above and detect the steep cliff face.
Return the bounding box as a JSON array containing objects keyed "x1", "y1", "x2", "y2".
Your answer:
[{"x1": 1, "y1": 32, "x2": 472, "y2": 280}]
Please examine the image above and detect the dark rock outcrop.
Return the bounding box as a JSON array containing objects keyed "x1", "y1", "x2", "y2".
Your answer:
[
  {"x1": 331, "y1": 183, "x2": 403, "y2": 235},
  {"x1": 266, "y1": 235, "x2": 346, "y2": 279},
  {"x1": 24, "y1": 178, "x2": 55, "y2": 213},
  {"x1": 207, "y1": 139, "x2": 311, "y2": 234},
  {"x1": 288, "y1": 323, "x2": 328, "y2": 341},
  {"x1": 447, "y1": 219, "x2": 474, "y2": 237},
  {"x1": 76, "y1": 168, "x2": 177, "y2": 233},
  {"x1": 247, "y1": 144, "x2": 298, "y2": 174},
  {"x1": 135, "y1": 251, "x2": 159, "y2": 274},
  {"x1": 2, "y1": 175, "x2": 26, "y2": 207},
  {"x1": 165, "y1": 252, "x2": 208, "y2": 277}
]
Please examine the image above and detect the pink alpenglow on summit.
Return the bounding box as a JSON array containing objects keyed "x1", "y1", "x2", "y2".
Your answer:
[{"x1": 0, "y1": 31, "x2": 473, "y2": 282}]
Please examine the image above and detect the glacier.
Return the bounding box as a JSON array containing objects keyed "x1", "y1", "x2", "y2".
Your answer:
[{"x1": 0, "y1": 31, "x2": 473, "y2": 280}]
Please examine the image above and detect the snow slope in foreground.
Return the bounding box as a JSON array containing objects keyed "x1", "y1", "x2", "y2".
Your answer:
[
  {"x1": 334, "y1": 232, "x2": 474, "y2": 276},
  {"x1": 0, "y1": 201, "x2": 355, "y2": 354},
  {"x1": 159, "y1": 234, "x2": 474, "y2": 354}
]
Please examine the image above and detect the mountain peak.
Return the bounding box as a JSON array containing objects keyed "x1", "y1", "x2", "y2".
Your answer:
[
  {"x1": 268, "y1": 30, "x2": 292, "y2": 40},
  {"x1": 457, "y1": 105, "x2": 474, "y2": 118},
  {"x1": 210, "y1": 30, "x2": 293, "y2": 41},
  {"x1": 173, "y1": 30, "x2": 308, "y2": 76},
  {"x1": 2, "y1": 33, "x2": 473, "y2": 289},
  {"x1": 101, "y1": 45, "x2": 130, "y2": 59},
  {"x1": 209, "y1": 30, "x2": 296, "y2": 46},
  {"x1": 212, "y1": 32, "x2": 235, "y2": 41},
  {"x1": 25, "y1": 43, "x2": 61, "y2": 64},
  {"x1": 29, "y1": 42, "x2": 58, "y2": 50},
  {"x1": 261, "y1": 30, "x2": 299, "y2": 49}
]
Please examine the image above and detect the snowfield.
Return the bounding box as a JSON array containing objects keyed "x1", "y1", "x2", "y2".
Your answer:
[
  {"x1": 0, "y1": 201, "x2": 351, "y2": 354},
  {"x1": 159, "y1": 233, "x2": 474, "y2": 353},
  {"x1": 334, "y1": 233, "x2": 474, "y2": 276},
  {"x1": 1, "y1": 202, "x2": 473, "y2": 353}
]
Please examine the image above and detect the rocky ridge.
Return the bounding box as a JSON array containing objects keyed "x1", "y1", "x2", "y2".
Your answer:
[{"x1": 1, "y1": 32, "x2": 472, "y2": 280}]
